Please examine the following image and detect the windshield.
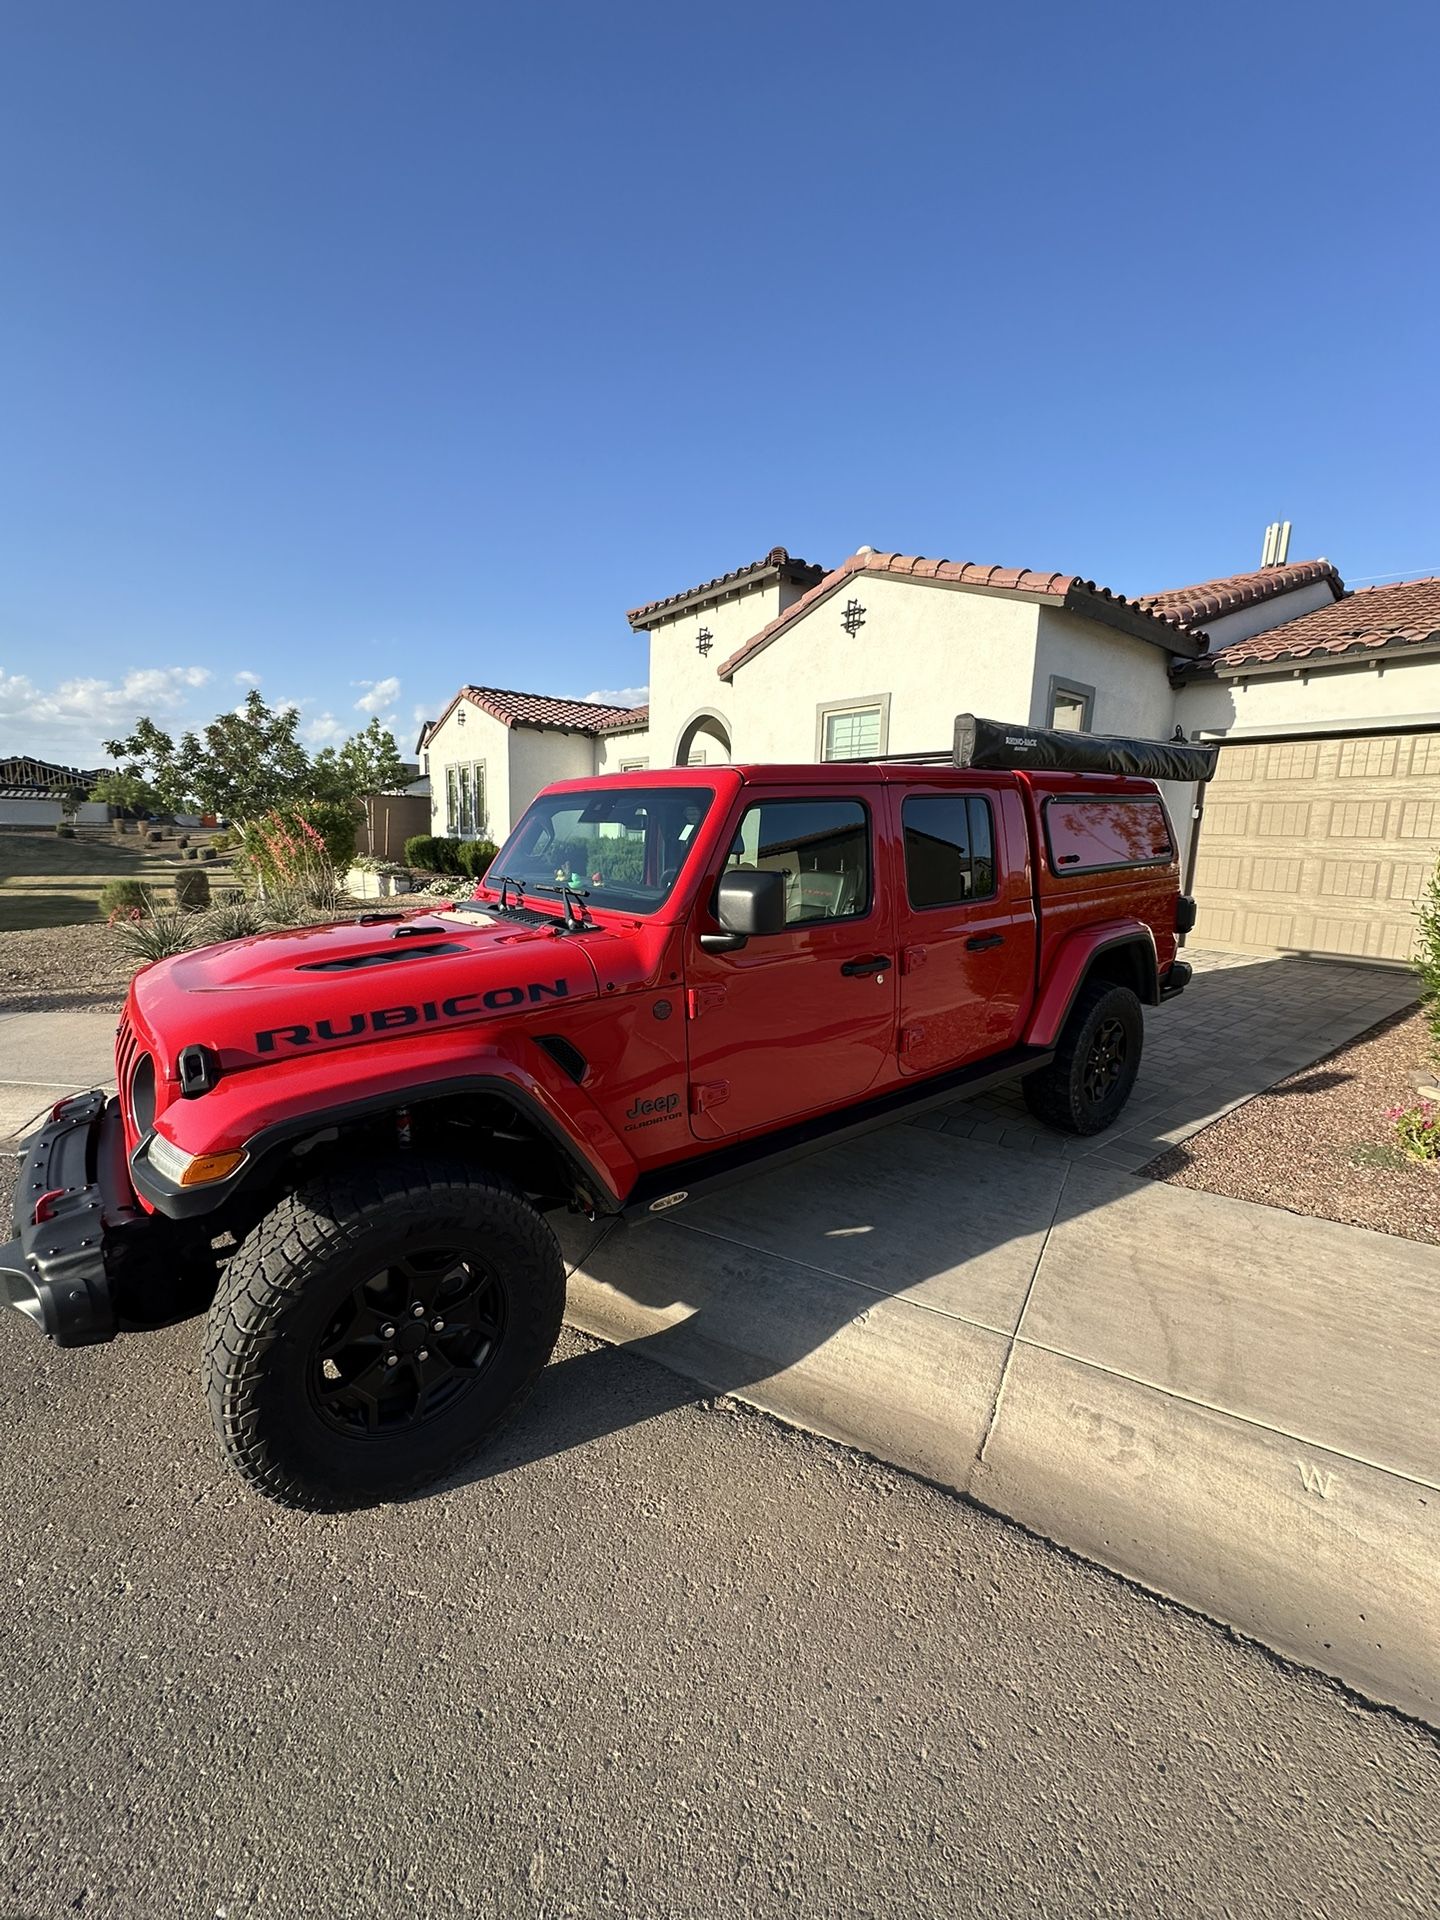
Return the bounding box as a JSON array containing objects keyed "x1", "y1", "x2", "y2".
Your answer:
[{"x1": 484, "y1": 786, "x2": 715, "y2": 917}]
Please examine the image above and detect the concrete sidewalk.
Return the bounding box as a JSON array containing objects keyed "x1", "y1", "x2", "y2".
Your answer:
[
  {"x1": 0, "y1": 1006, "x2": 118, "y2": 1142},
  {"x1": 558, "y1": 1128, "x2": 1440, "y2": 1725}
]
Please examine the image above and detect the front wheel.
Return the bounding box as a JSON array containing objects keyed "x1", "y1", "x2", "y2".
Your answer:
[
  {"x1": 203, "y1": 1156, "x2": 565, "y2": 1510},
  {"x1": 1021, "y1": 980, "x2": 1144, "y2": 1135}
]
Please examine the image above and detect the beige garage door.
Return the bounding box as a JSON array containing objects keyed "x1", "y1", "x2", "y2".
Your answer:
[{"x1": 1191, "y1": 729, "x2": 1440, "y2": 964}]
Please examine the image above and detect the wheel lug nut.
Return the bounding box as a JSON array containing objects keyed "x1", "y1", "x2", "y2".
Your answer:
[
  {"x1": 411, "y1": 1303, "x2": 425, "y2": 1318},
  {"x1": 384, "y1": 1352, "x2": 398, "y2": 1368},
  {"x1": 416, "y1": 1347, "x2": 429, "y2": 1362},
  {"x1": 380, "y1": 1323, "x2": 395, "y2": 1339},
  {"x1": 431, "y1": 1318, "x2": 445, "y2": 1332}
]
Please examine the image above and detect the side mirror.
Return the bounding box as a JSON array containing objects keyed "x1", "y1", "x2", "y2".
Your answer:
[{"x1": 701, "y1": 869, "x2": 786, "y2": 953}]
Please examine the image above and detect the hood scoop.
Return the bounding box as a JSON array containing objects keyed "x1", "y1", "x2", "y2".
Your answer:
[{"x1": 299, "y1": 940, "x2": 468, "y2": 973}]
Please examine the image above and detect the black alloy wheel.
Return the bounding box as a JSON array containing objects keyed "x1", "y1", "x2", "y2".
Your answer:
[{"x1": 311, "y1": 1248, "x2": 507, "y2": 1438}]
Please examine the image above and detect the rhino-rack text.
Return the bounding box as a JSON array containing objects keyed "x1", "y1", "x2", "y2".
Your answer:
[{"x1": 255, "y1": 980, "x2": 570, "y2": 1053}]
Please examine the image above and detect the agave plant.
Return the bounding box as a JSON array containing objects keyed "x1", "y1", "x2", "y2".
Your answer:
[
  {"x1": 111, "y1": 909, "x2": 200, "y2": 966},
  {"x1": 200, "y1": 898, "x2": 266, "y2": 943}
]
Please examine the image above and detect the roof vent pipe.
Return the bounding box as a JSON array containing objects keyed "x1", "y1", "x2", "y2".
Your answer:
[{"x1": 1261, "y1": 520, "x2": 1292, "y2": 567}]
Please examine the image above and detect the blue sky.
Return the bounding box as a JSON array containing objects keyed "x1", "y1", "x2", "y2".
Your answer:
[{"x1": 2, "y1": 0, "x2": 1437, "y2": 765}]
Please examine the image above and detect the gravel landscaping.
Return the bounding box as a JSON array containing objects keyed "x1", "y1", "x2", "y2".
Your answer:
[
  {"x1": 1149, "y1": 1005, "x2": 1439, "y2": 1246},
  {"x1": 0, "y1": 922, "x2": 135, "y2": 1013}
]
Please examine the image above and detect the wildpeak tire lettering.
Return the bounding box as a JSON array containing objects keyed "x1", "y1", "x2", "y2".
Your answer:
[{"x1": 254, "y1": 980, "x2": 570, "y2": 1053}]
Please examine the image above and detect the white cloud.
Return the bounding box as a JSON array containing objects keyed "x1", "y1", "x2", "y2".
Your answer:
[
  {"x1": 234, "y1": 667, "x2": 260, "y2": 687},
  {"x1": 303, "y1": 712, "x2": 348, "y2": 748},
  {"x1": 581, "y1": 684, "x2": 648, "y2": 709},
  {"x1": 353, "y1": 675, "x2": 401, "y2": 714},
  {"x1": 0, "y1": 663, "x2": 213, "y2": 764}
]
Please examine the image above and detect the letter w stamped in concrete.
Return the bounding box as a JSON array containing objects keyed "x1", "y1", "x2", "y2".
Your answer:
[{"x1": 1296, "y1": 1459, "x2": 1337, "y2": 1499}]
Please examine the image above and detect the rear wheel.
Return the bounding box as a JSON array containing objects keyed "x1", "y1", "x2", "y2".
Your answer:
[
  {"x1": 203, "y1": 1156, "x2": 565, "y2": 1510},
  {"x1": 1022, "y1": 979, "x2": 1144, "y2": 1135}
]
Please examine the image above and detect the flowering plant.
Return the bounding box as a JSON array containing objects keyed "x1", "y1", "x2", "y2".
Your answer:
[{"x1": 1386, "y1": 1099, "x2": 1440, "y2": 1164}]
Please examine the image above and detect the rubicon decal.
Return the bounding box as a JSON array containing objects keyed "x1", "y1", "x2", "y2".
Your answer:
[{"x1": 254, "y1": 981, "x2": 570, "y2": 1053}]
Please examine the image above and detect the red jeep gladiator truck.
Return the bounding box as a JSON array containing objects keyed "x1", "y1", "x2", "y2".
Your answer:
[{"x1": 2, "y1": 715, "x2": 1213, "y2": 1509}]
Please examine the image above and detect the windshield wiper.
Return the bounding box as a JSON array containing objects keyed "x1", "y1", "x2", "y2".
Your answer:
[
  {"x1": 532, "y1": 881, "x2": 594, "y2": 930},
  {"x1": 486, "y1": 873, "x2": 528, "y2": 914}
]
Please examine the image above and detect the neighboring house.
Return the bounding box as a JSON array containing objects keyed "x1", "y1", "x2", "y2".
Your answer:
[
  {"x1": 427, "y1": 543, "x2": 1440, "y2": 967},
  {"x1": 1170, "y1": 572, "x2": 1440, "y2": 965},
  {"x1": 0, "y1": 755, "x2": 108, "y2": 827},
  {"x1": 425, "y1": 688, "x2": 648, "y2": 845}
]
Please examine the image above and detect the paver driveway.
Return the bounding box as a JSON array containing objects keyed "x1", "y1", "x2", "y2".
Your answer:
[{"x1": 916, "y1": 942, "x2": 1418, "y2": 1173}]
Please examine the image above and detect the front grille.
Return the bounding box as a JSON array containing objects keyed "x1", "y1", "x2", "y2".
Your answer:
[{"x1": 115, "y1": 1011, "x2": 140, "y2": 1143}]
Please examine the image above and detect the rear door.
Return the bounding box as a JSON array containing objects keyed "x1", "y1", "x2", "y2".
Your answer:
[
  {"x1": 683, "y1": 790, "x2": 898, "y2": 1139},
  {"x1": 893, "y1": 783, "x2": 1036, "y2": 1076}
]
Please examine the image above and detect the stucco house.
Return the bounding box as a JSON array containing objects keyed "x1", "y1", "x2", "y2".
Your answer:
[
  {"x1": 0, "y1": 755, "x2": 108, "y2": 827},
  {"x1": 427, "y1": 542, "x2": 1440, "y2": 965}
]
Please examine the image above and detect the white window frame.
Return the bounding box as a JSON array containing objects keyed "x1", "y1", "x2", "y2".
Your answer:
[
  {"x1": 444, "y1": 759, "x2": 488, "y2": 839},
  {"x1": 620, "y1": 757, "x2": 649, "y2": 772},
  {"x1": 815, "y1": 693, "x2": 891, "y2": 762},
  {"x1": 1047, "y1": 676, "x2": 1095, "y2": 732}
]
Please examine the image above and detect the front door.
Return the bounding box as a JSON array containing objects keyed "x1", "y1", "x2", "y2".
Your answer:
[
  {"x1": 684, "y1": 792, "x2": 897, "y2": 1139},
  {"x1": 893, "y1": 785, "x2": 1035, "y2": 1076}
]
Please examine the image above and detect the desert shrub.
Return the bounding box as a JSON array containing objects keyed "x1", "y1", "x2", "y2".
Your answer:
[
  {"x1": 404, "y1": 833, "x2": 440, "y2": 870},
  {"x1": 99, "y1": 879, "x2": 152, "y2": 918},
  {"x1": 199, "y1": 846, "x2": 217, "y2": 862},
  {"x1": 200, "y1": 897, "x2": 266, "y2": 943},
  {"x1": 146, "y1": 829, "x2": 164, "y2": 844},
  {"x1": 237, "y1": 802, "x2": 356, "y2": 898},
  {"x1": 456, "y1": 839, "x2": 498, "y2": 881},
  {"x1": 176, "y1": 834, "x2": 190, "y2": 849},
  {"x1": 174, "y1": 869, "x2": 211, "y2": 913},
  {"x1": 1387, "y1": 1098, "x2": 1440, "y2": 1164},
  {"x1": 260, "y1": 888, "x2": 324, "y2": 930},
  {"x1": 111, "y1": 909, "x2": 197, "y2": 965},
  {"x1": 1417, "y1": 858, "x2": 1440, "y2": 1062}
]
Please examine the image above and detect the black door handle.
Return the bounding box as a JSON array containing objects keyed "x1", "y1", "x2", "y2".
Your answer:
[
  {"x1": 966, "y1": 933, "x2": 1005, "y2": 952},
  {"x1": 840, "y1": 954, "x2": 892, "y2": 977}
]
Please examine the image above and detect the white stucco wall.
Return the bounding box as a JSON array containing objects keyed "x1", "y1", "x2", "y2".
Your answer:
[
  {"x1": 593, "y1": 728, "x2": 652, "y2": 774},
  {"x1": 426, "y1": 703, "x2": 510, "y2": 842},
  {"x1": 505, "y1": 726, "x2": 596, "y2": 840},
  {"x1": 1175, "y1": 653, "x2": 1440, "y2": 738},
  {"x1": 725, "y1": 576, "x2": 1045, "y2": 762},
  {"x1": 643, "y1": 579, "x2": 795, "y2": 768},
  {"x1": 1031, "y1": 607, "x2": 1179, "y2": 739}
]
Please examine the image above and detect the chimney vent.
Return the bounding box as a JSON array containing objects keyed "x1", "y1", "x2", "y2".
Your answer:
[{"x1": 1261, "y1": 520, "x2": 1292, "y2": 568}]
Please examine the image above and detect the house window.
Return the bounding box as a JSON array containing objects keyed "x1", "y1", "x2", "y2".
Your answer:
[
  {"x1": 817, "y1": 694, "x2": 891, "y2": 762},
  {"x1": 902, "y1": 796, "x2": 996, "y2": 908},
  {"x1": 687, "y1": 750, "x2": 707, "y2": 766},
  {"x1": 1048, "y1": 677, "x2": 1095, "y2": 732},
  {"x1": 620, "y1": 758, "x2": 649, "y2": 772},
  {"x1": 444, "y1": 760, "x2": 487, "y2": 838}
]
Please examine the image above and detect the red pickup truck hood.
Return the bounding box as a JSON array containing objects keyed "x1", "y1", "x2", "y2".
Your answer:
[{"x1": 129, "y1": 907, "x2": 603, "y2": 1073}]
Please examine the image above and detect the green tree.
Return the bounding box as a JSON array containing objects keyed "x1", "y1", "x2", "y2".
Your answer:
[
  {"x1": 311, "y1": 717, "x2": 407, "y2": 804},
  {"x1": 89, "y1": 768, "x2": 161, "y2": 817},
  {"x1": 102, "y1": 716, "x2": 194, "y2": 813},
  {"x1": 107, "y1": 691, "x2": 310, "y2": 822}
]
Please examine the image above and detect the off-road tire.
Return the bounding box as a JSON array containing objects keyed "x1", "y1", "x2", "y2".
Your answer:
[
  {"x1": 1021, "y1": 979, "x2": 1144, "y2": 1135},
  {"x1": 203, "y1": 1156, "x2": 565, "y2": 1511}
]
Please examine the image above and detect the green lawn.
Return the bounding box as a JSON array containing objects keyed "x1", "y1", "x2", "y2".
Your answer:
[{"x1": 0, "y1": 831, "x2": 233, "y2": 931}]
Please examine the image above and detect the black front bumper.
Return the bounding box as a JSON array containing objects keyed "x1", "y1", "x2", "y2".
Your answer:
[{"x1": 1, "y1": 1091, "x2": 144, "y2": 1347}]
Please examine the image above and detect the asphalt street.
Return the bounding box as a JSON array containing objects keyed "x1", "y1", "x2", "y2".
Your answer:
[{"x1": 1, "y1": 1161, "x2": 1437, "y2": 1920}]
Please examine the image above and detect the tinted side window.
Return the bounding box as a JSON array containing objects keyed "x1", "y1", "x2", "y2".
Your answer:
[
  {"x1": 727, "y1": 798, "x2": 870, "y2": 925},
  {"x1": 1044, "y1": 797, "x2": 1173, "y2": 872},
  {"x1": 903, "y1": 796, "x2": 996, "y2": 908}
]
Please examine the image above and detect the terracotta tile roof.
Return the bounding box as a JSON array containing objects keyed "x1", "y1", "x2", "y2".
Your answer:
[
  {"x1": 595, "y1": 704, "x2": 649, "y2": 734},
  {"x1": 1185, "y1": 576, "x2": 1440, "y2": 675},
  {"x1": 716, "y1": 549, "x2": 1201, "y2": 678},
  {"x1": 441, "y1": 686, "x2": 648, "y2": 735},
  {"x1": 1139, "y1": 559, "x2": 1343, "y2": 629},
  {"x1": 627, "y1": 546, "x2": 827, "y2": 629}
]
